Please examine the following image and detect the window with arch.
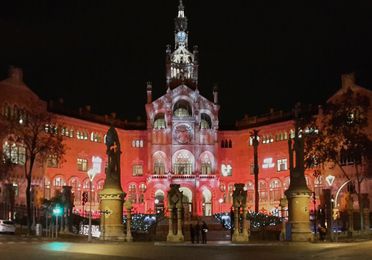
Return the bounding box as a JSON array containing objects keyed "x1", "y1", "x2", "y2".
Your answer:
[
  {"x1": 54, "y1": 176, "x2": 65, "y2": 188},
  {"x1": 3, "y1": 141, "x2": 26, "y2": 165},
  {"x1": 132, "y1": 139, "x2": 144, "y2": 148},
  {"x1": 200, "y1": 152, "x2": 213, "y2": 175},
  {"x1": 69, "y1": 177, "x2": 81, "y2": 202},
  {"x1": 132, "y1": 163, "x2": 143, "y2": 176},
  {"x1": 283, "y1": 177, "x2": 290, "y2": 191},
  {"x1": 154, "y1": 113, "x2": 166, "y2": 129},
  {"x1": 258, "y1": 180, "x2": 268, "y2": 202},
  {"x1": 138, "y1": 183, "x2": 146, "y2": 204},
  {"x1": 44, "y1": 178, "x2": 51, "y2": 200},
  {"x1": 128, "y1": 184, "x2": 137, "y2": 203},
  {"x1": 269, "y1": 179, "x2": 282, "y2": 201},
  {"x1": 246, "y1": 182, "x2": 254, "y2": 203},
  {"x1": 173, "y1": 100, "x2": 192, "y2": 117},
  {"x1": 92, "y1": 156, "x2": 102, "y2": 173},
  {"x1": 200, "y1": 113, "x2": 212, "y2": 129},
  {"x1": 173, "y1": 150, "x2": 194, "y2": 175},
  {"x1": 77, "y1": 158, "x2": 88, "y2": 172},
  {"x1": 153, "y1": 152, "x2": 166, "y2": 175}
]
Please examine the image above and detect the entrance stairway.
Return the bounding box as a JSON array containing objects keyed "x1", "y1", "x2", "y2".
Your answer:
[{"x1": 154, "y1": 216, "x2": 231, "y2": 241}]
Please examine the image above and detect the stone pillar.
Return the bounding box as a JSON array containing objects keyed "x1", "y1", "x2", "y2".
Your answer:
[
  {"x1": 285, "y1": 121, "x2": 312, "y2": 242},
  {"x1": 125, "y1": 201, "x2": 133, "y2": 242},
  {"x1": 177, "y1": 207, "x2": 183, "y2": 236},
  {"x1": 242, "y1": 207, "x2": 249, "y2": 237},
  {"x1": 233, "y1": 207, "x2": 239, "y2": 237},
  {"x1": 279, "y1": 197, "x2": 288, "y2": 241},
  {"x1": 167, "y1": 208, "x2": 173, "y2": 238},
  {"x1": 166, "y1": 184, "x2": 184, "y2": 242},
  {"x1": 99, "y1": 189, "x2": 126, "y2": 241},
  {"x1": 231, "y1": 183, "x2": 249, "y2": 242}
]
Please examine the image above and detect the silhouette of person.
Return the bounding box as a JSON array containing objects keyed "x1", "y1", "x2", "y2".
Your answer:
[
  {"x1": 195, "y1": 221, "x2": 201, "y2": 243},
  {"x1": 189, "y1": 223, "x2": 195, "y2": 243},
  {"x1": 201, "y1": 221, "x2": 208, "y2": 244}
]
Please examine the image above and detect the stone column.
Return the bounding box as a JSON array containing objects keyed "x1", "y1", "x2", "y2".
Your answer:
[
  {"x1": 125, "y1": 201, "x2": 133, "y2": 242},
  {"x1": 242, "y1": 207, "x2": 249, "y2": 237},
  {"x1": 177, "y1": 207, "x2": 183, "y2": 237},
  {"x1": 233, "y1": 207, "x2": 239, "y2": 236},
  {"x1": 167, "y1": 208, "x2": 174, "y2": 238}
]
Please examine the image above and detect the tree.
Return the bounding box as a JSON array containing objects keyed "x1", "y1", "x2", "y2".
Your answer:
[
  {"x1": 302, "y1": 89, "x2": 372, "y2": 230},
  {"x1": 5, "y1": 107, "x2": 65, "y2": 234}
]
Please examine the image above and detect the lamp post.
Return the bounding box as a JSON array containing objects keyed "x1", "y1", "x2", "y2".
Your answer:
[
  {"x1": 52, "y1": 204, "x2": 62, "y2": 239},
  {"x1": 250, "y1": 129, "x2": 259, "y2": 213},
  {"x1": 87, "y1": 168, "x2": 98, "y2": 242}
]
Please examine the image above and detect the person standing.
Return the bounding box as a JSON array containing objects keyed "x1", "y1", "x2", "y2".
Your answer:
[
  {"x1": 195, "y1": 221, "x2": 201, "y2": 243},
  {"x1": 201, "y1": 221, "x2": 208, "y2": 244},
  {"x1": 189, "y1": 223, "x2": 195, "y2": 243}
]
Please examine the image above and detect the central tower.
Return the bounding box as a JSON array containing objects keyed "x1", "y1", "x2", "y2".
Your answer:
[{"x1": 165, "y1": 0, "x2": 199, "y2": 90}]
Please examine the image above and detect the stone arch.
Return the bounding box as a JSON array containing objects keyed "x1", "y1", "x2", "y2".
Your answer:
[
  {"x1": 173, "y1": 99, "x2": 192, "y2": 117},
  {"x1": 153, "y1": 151, "x2": 168, "y2": 174},
  {"x1": 269, "y1": 178, "x2": 282, "y2": 202},
  {"x1": 200, "y1": 112, "x2": 212, "y2": 129},
  {"x1": 179, "y1": 187, "x2": 193, "y2": 215},
  {"x1": 202, "y1": 187, "x2": 212, "y2": 216},
  {"x1": 172, "y1": 149, "x2": 194, "y2": 175},
  {"x1": 154, "y1": 189, "x2": 165, "y2": 214},
  {"x1": 154, "y1": 112, "x2": 166, "y2": 129},
  {"x1": 199, "y1": 151, "x2": 215, "y2": 174}
]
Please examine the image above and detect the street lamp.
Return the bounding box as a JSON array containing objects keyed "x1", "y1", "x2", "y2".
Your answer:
[
  {"x1": 87, "y1": 168, "x2": 98, "y2": 242},
  {"x1": 52, "y1": 204, "x2": 62, "y2": 239}
]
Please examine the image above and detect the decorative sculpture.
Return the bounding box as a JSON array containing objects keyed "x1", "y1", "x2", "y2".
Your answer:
[
  {"x1": 284, "y1": 109, "x2": 312, "y2": 242},
  {"x1": 167, "y1": 184, "x2": 184, "y2": 242},
  {"x1": 232, "y1": 183, "x2": 249, "y2": 242},
  {"x1": 99, "y1": 126, "x2": 126, "y2": 241}
]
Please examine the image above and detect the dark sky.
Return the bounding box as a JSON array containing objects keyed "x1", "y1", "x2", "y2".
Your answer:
[{"x1": 1, "y1": 0, "x2": 372, "y2": 128}]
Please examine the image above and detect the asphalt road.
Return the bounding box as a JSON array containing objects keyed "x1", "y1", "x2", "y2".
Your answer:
[{"x1": 0, "y1": 239, "x2": 372, "y2": 260}]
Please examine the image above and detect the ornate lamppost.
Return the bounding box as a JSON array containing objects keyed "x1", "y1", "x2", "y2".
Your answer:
[
  {"x1": 87, "y1": 168, "x2": 98, "y2": 242},
  {"x1": 250, "y1": 130, "x2": 259, "y2": 213}
]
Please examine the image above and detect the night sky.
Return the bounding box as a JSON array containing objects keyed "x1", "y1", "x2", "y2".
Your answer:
[{"x1": 1, "y1": 0, "x2": 372, "y2": 128}]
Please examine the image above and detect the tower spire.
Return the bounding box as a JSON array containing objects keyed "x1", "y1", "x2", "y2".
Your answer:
[{"x1": 166, "y1": 0, "x2": 198, "y2": 90}]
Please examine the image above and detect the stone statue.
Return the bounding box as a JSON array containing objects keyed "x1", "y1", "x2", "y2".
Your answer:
[{"x1": 104, "y1": 126, "x2": 121, "y2": 188}]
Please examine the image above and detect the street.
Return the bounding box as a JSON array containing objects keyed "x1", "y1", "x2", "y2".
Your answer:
[{"x1": 0, "y1": 238, "x2": 372, "y2": 260}]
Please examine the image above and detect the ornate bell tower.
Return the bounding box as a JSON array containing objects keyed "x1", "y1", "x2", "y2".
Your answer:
[{"x1": 165, "y1": 0, "x2": 199, "y2": 90}]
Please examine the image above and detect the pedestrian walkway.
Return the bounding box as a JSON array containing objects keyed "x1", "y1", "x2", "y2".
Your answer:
[{"x1": 154, "y1": 241, "x2": 286, "y2": 247}]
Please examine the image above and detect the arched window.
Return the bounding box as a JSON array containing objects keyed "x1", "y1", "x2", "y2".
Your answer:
[
  {"x1": 246, "y1": 182, "x2": 254, "y2": 203},
  {"x1": 173, "y1": 149, "x2": 194, "y2": 175},
  {"x1": 259, "y1": 180, "x2": 268, "y2": 202},
  {"x1": 200, "y1": 113, "x2": 212, "y2": 129},
  {"x1": 69, "y1": 177, "x2": 81, "y2": 202},
  {"x1": 154, "y1": 113, "x2": 166, "y2": 129},
  {"x1": 269, "y1": 179, "x2": 282, "y2": 201},
  {"x1": 138, "y1": 183, "x2": 146, "y2": 204},
  {"x1": 173, "y1": 100, "x2": 192, "y2": 117},
  {"x1": 228, "y1": 139, "x2": 232, "y2": 148},
  {"x1": 128, "y1": 184, "x2": 137, "y2": 203},
  {"x1": 92, "y1": 156, "x2": 102, "y2": 173},
  {"x1": 200, "y1": 152, "x2": 213, "y2": 175},
  {"x1": 153, "y1": 151, "x2": 166, "y2": 175}
]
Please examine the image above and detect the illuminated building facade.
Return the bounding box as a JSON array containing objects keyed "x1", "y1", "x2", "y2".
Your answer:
[{"x1": 0, "y1": 1, "x2": 371, "y2": 219}]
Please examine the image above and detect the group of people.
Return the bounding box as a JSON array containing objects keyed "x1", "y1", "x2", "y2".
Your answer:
[{"x1": 189, "y1": 221, "x2": 208, "y2": 244}]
